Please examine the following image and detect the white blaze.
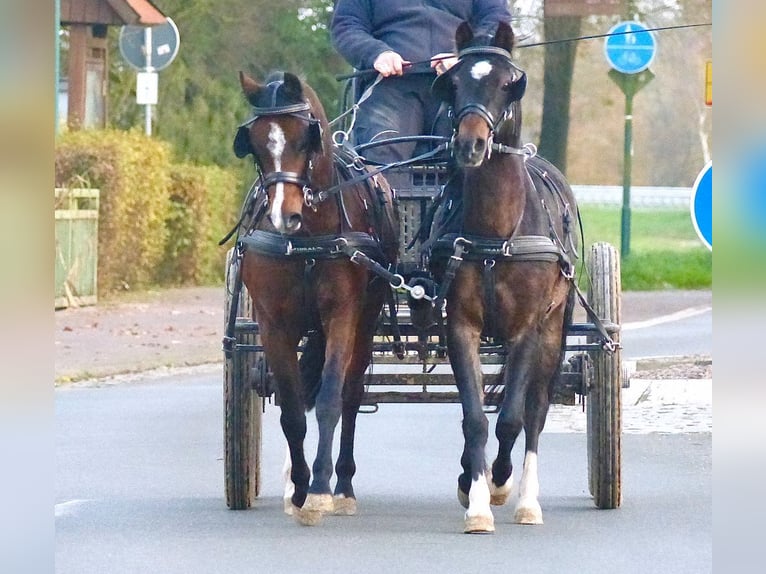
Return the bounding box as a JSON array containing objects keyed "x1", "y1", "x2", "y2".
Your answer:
[
  {"x1": 470, "y1": 60, "x2": 493, "y2": 80},
  {"x1": 267, "y1": 122, "x2": 287, "y2": 231}
]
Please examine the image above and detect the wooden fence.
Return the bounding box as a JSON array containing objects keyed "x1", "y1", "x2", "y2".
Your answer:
[{"x1": 55, "y1": 188, "x2": 99, "y2": 308}]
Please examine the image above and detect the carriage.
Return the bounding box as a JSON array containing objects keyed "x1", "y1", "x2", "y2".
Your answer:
[{"x1": 222, "y1": 23, "x2": 623, "y2": 531}]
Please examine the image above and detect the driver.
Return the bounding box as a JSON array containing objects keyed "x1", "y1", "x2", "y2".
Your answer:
[{"x1": 331, "y1": 0, "x2": 512, "y2": 169}]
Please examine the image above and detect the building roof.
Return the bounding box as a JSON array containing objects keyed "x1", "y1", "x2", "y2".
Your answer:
[{"x1": 61, "y1": 0, "x2": 167, "y2": 26}]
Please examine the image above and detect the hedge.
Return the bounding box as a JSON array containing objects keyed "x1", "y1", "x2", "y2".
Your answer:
[{"x1": 55, "y1": 129, "x2": 241, "y2": 295}]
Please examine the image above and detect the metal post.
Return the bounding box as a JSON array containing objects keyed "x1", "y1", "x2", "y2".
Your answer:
[
  {"x1": 144, "y1": 27, "x2": 153, "y2": 136},
  {"x1": 55, "y1": 0, "x2": 61, "y2": 134},
  {"x1": 621, "y1": 89, "x2": 634, "y2": 257}
]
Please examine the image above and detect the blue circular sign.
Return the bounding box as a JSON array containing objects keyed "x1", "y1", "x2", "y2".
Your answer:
[
  {"x1": 691, "y1": 161, "x2": 712, "y2": 251},
  {"x1": 604, "y1": 21, "x2": 657, "y2": 74}
]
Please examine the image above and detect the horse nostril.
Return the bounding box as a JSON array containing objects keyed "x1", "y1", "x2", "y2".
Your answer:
[
  {"x1": 472, "y1": 138, "x2": 486, "y2": 155},
  {"x1": 286, "y1": 214, "x2": 302, "y2": 231}
]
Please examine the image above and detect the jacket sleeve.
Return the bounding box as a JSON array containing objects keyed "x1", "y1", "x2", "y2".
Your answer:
[
  {"x1": 331, "y1": 0, "x2": 391, "y2": 70},
  {"x1": 471, "y1": 0, "x2": 512, "y2": 37}
]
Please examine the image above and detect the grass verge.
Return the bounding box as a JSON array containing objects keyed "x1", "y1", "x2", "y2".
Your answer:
[{"x1": 577, "y1": 206, "x2": 712, "y2": 291}]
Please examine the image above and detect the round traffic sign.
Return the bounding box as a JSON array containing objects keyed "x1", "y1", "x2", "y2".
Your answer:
[
  {"x1": 119, "y1": 17, "x2": 180, "y2": 72},
  {"x1": 691, "y1": 161, "x2": 712, "y2": 251},
  {"x1": 604, "y1": 21, "x2": 656, "y2": 74}
]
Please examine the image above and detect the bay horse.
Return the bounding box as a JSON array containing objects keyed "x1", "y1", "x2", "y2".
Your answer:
[
  {"x1": 429, "y1": 22, "x2": 580, "y2": 532},
  {"x1": 232, "y1": 71, "x2": 399, "y2": 525}
]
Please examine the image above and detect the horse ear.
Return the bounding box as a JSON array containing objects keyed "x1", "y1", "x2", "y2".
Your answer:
[
  {"x1": 455, "y1": 21, "x2": 474, "y2": 52},
  {"x1": 239, "y1": 71, "x2": 262, "y2": 97},
  {"x1": 281, "y1": 72, "x2": 304, "y2": 101},
  {"x1": 492, "y1": 21, "x2": 516, "y2": 53}
]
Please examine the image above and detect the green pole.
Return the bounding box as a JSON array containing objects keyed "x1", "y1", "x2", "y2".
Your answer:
[
  {"x1": 55, "y1": 0, "x2": 60, "y2": 134},
  {"x1": 621, "y1": 88, "x2": 634, "y2": 257},
  {"x1": 609, "y1": 69, "x2": 653, "y2": 258}
]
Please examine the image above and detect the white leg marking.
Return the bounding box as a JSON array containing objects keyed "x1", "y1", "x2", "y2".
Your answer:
[
  {"x1": 282, "y1": 445, "x2": 295, "y2": 515},
  {"x1": 267, "y1": 122, "x2": 286, "y2": 232},
  {"x1": 464, "y1": 473, "x2": 494, "y2": 533},
  {"x1": 514, "y1": 451, "x2": 543, "y2": 524},
  {"x1": 470, "y1": 60, "x2": 493, "y2": 80}
]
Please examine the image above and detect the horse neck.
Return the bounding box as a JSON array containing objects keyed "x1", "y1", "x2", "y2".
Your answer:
[{"x1": 461, "y1": 109, "x2": 528, "y2": 238}]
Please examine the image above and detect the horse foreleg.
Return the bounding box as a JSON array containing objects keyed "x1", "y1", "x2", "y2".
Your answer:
[
  {"x1": 514, "y1": 323, "x2": 563, "y2": 525},
  {"x1": 449, "y1": 326, "x2": 494, "y2": 534},
  {"x1": 492, "y1": 338, "x2": 535, "y2": 518},
  {"x1": 301, "y1": 326, "x2": 356, "y2": 524},
  {"x1": 333, "y1": 377, "x2": 363, "y2": 516}
]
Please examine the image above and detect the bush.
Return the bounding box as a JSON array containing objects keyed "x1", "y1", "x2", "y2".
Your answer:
[
  {"x1": 160, "y1": 164, "x2": 240, "y2": 285},
  {"x1": 55, "y1": 130, "x2": 172, "y2": 295}
]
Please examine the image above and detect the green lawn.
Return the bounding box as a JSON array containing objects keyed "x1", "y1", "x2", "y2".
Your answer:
[{"x1": 577, "y1": 206, "x2": 712, "y2": 290}]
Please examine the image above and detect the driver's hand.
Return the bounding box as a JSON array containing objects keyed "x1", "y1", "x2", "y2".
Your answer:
[
  {"x1": 431, "y1": 53, "x2": 458, "y2": 75},
  {"x1": 374, "y1": 51, "x2": 410, "y2": 77}
]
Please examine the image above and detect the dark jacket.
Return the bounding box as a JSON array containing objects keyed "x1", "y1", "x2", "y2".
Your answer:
[{"x1": 331, "y1": 0, "x2": 512, "y2": 73}]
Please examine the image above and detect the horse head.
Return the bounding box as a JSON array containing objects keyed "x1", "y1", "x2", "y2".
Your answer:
[
  {"x1": 432, "y1": 21, "x2": 527, "y2": 167},
  {"x1": 234, "y1": 71, "x2": 332, "y2": 234}
]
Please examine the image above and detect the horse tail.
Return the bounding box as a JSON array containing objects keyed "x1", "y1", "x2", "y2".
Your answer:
[{"x1": 299, "y1": 330, "x2": 326, "y2": 410}]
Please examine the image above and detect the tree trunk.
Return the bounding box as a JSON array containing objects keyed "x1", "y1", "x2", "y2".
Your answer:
[{"x1": 537, "y1": 15, "x2": 582, "y2": 174}]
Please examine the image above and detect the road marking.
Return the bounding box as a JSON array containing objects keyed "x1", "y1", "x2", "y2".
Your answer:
[
  {"x1": 622, "y1": 306, "x2": 711, "y2": 331},
  {"x1": 55, "y1": 499, "x2": 91, "y2": 517}
]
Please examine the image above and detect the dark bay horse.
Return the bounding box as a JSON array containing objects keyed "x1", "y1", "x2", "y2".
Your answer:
[
  {"x1": 429, "y1": 22, "x2": 580, "y2": 532},
  {"x1": 232, "y1": 71, "x2": 399, "y2": 525}
]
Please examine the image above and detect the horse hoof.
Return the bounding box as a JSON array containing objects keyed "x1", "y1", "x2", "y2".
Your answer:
[
  {"x1": 284, "y1": 497, "x2": 294, "y2": 515},
  {"x1": 293, "y1": 505, "x2": 323, "y2": 526},
  {"x1": 464, "y1": 514, "x2": 495, "y2": 534},
  {"x1": 490, "y1": 481, "x2": 512, "y2": 506},
  {"x1": 333, "y1": 495, "x2": 357, "y2": 516},
  {"x1": 304, "y1": 493, "x2": 334, "y2": 513},
  {"x1": 514, "y1": 501, "x2": 543, "y2": 525},
  {"x1": 457, "y1": 487, "x2": 469, "y2": 509}
]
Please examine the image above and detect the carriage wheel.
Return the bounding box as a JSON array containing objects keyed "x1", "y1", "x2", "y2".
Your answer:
[
  {"x1": 223, "y1": 248, "x2": 263, "y2": 510},
  {"x1": 586, "y1": 242, "x2": 622, "y2": 509}
]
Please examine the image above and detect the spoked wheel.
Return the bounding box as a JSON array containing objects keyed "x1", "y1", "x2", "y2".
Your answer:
[
  {"x1": 223, "y1": 248, "x2": 263, "y2": 510},
  {"x1": 586, "y1": 242, "x2": 623, "y2": 509}
]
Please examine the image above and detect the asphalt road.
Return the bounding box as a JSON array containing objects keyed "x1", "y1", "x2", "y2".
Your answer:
[{"x1": 56, "y1": 371, "x2": 711, "y2": 574}]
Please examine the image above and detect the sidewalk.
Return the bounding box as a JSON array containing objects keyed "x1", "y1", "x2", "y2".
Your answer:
[
  {"x1": 55, "y1": 287, "x2": 224, "y2": 383},
  {"x1": 54, "y1": 286, "x2": 712, "y2": 383}
]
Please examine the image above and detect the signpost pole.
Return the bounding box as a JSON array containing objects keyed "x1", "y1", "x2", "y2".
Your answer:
[
  {"x1": 144, "y1": 27, "x2": 153, "y2": 136},
  {"x1": 604, "y1": 21, "x2": 656, "y2": 258},
  {"x1": 621, "y1": 84, "x2": 634, "y2": 257}
]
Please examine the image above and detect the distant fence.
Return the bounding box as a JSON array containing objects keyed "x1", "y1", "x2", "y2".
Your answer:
[
  {"x1": 55, "y1": 188, "x2": 99, "y2": 309},
  {"x1": 572, "y1": 185, "x2": 691, "y2": 208}
]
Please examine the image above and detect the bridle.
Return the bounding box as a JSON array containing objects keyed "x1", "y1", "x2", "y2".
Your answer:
[
  {"x1": 234, "y1": 97, "x2": 324, "y2": 206},
  {"x1": 435, "y1": 46, "x2": 528, "y2": 158}
]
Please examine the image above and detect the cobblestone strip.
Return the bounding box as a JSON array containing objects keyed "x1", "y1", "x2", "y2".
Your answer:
[{"x1": 544, "y1": 379, "x2": 713, "y2": 434}]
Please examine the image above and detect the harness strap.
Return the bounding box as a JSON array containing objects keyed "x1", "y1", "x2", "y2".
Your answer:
[
  {"x1": 483, "y1": 259, "x2": 497, "y2": 337},
  {"x1": 431, "y1": 233, "x2": 568, "y2": 265},
  {"x1": 572, "y1": 280, "x2": 620, "y2": 352},
  {"x1": 432, "y1": 237, "x2": 471, "y2": 311},
  {"x1": 222, "y1": 244, "x2": 245, "y2": 358},
  {"x1": 239, "y1": 229, "x2": 386, "y2": 261}
]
